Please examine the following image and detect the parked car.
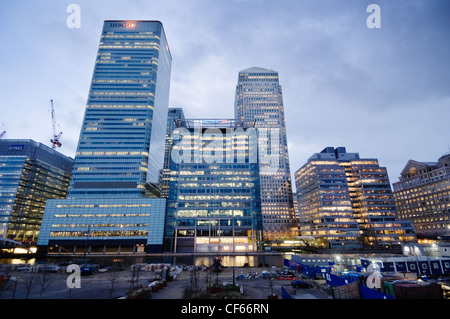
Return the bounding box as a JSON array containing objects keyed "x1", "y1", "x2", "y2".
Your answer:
[
  {"x1": 279, "y1": 275, "x2": 298, "y2": 280},
  {"x1": 16, "y1": 266, "x2": 31, "y2": 272},
  {"x1": 37, "y1": 264, "x2": 60, "y2": 273},
  {"x1": 281, "y1": 271, "x2": 295, "y2": 277},
  {"x1": 80, "y1": 266, "x2": 94, "y2": 276},
  {"x1": 291, "y1": 280, "x2": 313, "y2": 288}
]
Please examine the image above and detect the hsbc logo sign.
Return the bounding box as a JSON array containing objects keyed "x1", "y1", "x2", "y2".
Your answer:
[{"x1": 109, "y1": 22, "x2": 136, "y2": 28}]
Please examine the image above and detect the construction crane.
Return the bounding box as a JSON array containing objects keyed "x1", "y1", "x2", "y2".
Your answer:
[{"x1": 50, "y1": 99, "x2": 62, "y2": 148}]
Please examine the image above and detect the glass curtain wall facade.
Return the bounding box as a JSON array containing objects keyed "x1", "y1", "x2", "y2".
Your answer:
[
  {"x1": 69, "y1": 20, "x2": 171, "y2": 198},
  {"x1": 38, "y1": 198, "x2": 166, "y2": 255},
  {"x1": 295, "y1": 153, "x2": 362, "y2": 249},
  {"x1": 234, "y1": 67, "x2": 296, "y2": 241},
  {"x1": 393, "y1": 152, "x2": 450, "y2": 239},
  {"x1": 165, "y1": 119, "x2": 263, "y2": 253},
  {"x1": 295, "y1": 147, "x2": 416, "y2": 250},
  {"x1": 161, "y1": 108, "x2": 185, "y2": 198},
  {"x1": 37, "y1": 21, "x2": 172, "y2": 254},
  {"x1": 0, "y1": 140, "x2": 73, "y2": 244}
]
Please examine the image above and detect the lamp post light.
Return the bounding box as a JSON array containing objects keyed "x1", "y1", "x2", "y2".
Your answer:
[{"x1": 83, "y1": 225, "x2": 91, "y2": 258}]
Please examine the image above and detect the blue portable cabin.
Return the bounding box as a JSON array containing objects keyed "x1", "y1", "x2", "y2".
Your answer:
[
  {"x1": 394, "y1": 261, "x2": 408, "y2": 272},
  {"x1": 314, "y1": 265, "x2": 331, "y2": 279},
  {"x1": 382, "y1": 261, "x2": 396, "y2": 272},
  {"x1": 429, "y1": 260, "x2": 442, "y2": 275},
  {"x1": 406, "y1": 261, "x2": 420, "y2": 273},
  {"x1": 418, "y1": 260, "x2": 432, "y2": 275}
]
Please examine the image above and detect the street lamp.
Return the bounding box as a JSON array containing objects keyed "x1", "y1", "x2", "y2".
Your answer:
[{"x1": 83, "y1": 225, "x2": 91, "y2": 258}]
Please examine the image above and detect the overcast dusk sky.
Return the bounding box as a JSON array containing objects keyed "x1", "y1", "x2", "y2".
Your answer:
[{"x1": 1, "y1": 0, "x2": 449, "y2": 190}]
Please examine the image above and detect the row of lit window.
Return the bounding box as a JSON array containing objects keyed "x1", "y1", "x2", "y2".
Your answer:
[
  {"x1": 50, "y1": 230, "x2": 148, "y2": 237},
  {"x1": 177, "y1": 195, "x2": 252, "y2": 201},
  {"x1": 417, "y1": 223, "x2": 450, "y2": 229},
  {"x1": 55, "y1": 204, "x2": 153, "y2": 208},
  {"x1": 180, "y1": 202, "x2": 248, "y2": 208},
  {"x1": 178, "y1": 182, "x2": 255, "y2": 188},
  {"x1": 178, "y1": 170, "x2": 251, "y2": 176},
  {"x1": 54, "y1": 213, "x2": 151, "y2": 218},
  {"x1": 174, "y1": 176, "x2": 253, "y2": 182},
  {"x1": 102, "y1": 34, "x2": 161, "y2": 39},
  {"x1": 96, "y1": 60, "x2": 157, "y2": 66},
  {"x1": 51, "y1": 223, "x2": 149, "y2": 228},
  {"x1": 175, "y1": 210, "x2": 246, "y2": 217},
  {"x1": 76, "y1": 151, "x2": 149, "y2": 156},
  {"x1": 412, "y1": 216, "x2": 449, "y2": 223},
  {"x1": 85, "y1": 123, "x2": 146, "y2": 129},
  {"x1": 99, "y1": 45, "x2": 160, "y2": 50},
  {"x1": 86, "y1": 104, "x2": 154, "y2": 109}
]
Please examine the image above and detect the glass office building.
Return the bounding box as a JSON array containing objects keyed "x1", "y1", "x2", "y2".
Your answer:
[
  {"x1": 0, "y1": 140, "x2": 73, "y2": 244},
  {"x1": 164, "y1": 119, "x2": 263, "y2": 253},
  {"x1": 234, "y1": 67, "x2": 296, "y2": 240},
  {"x1": 295, "y1": 147, "x2": 416, "y2": 250},
  {"x1": 69, "y1": 20, "x2": 171, "y2": 198},
  {"x1": 38, "y1": 198, "x2": 166, "y2": 255},
  {"x1": 37, "y1": 21, "x2": 172, "y2": 254},
  {"x1": 393, "y1": 152, "x2": 450, "y2": 239}
]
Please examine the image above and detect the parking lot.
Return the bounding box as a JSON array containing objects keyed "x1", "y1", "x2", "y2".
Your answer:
[{"x1": 0, "y1": 263, "x2": 331, "y2": 299}]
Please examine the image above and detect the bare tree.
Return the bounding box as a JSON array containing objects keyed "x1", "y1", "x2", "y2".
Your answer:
[
  {"x1": 24, "y1": 271, "x2": 38, "y2": 299},
  {"x1": 183, "y1": 267, "x2": 199, "y2": 299},
  {"x1": 107, "y1": 265, "x2": 121, "y2": 298},
  {"x1": 190, "y1": 268, "x2": 199, "y2": 292},
  {"x1": 37, "y1": 271, "x2": 56, "y2": 299},
  {"x1": 129, "y1": 264, "x2": 142, "y2": 291}
]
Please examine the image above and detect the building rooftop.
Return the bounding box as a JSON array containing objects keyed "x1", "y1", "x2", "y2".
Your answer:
[
  {"x1": 308, "y1": 147, "x2": 361, "y2": 162},
  {"x1": 0, "y1": 139, "x2": 74, "y2": 167},
  {"x1": 239, "y1": 66, "x2": 277, "y2": 74}
]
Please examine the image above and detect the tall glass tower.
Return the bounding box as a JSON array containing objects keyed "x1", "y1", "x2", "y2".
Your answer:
[
  {"x1": 37, "y1": 21, "x2": 171, "y2": 254},
  {"x1": 69, "y1": 20, "x2": 171, "y2": 198},
  {"x1": 234, "y1": 67, "x2": 296, "y2": 240}
]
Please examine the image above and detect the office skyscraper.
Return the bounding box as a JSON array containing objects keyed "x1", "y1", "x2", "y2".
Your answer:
[
  {"x1": 165, "y1": 119, "x2": 263, "y2": 253},
  {"x1": 69, "y1": 20, "x2": 171, "y2": 198},
  {"x1": 234, "y1": 67, "x2": 296, "y2": 240},
  {"x1": 393, "y1": 152, "x2": 450, "y2": 239},
  {"x1": 37, "y1": 21, "x2": 171, "y2": 254},
  {"x1": 295, "y1": 147, "x2": 416, "y2": 250},
  {"x1": 0, "y1": 140, "x2": 73, "y2": 244}
]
